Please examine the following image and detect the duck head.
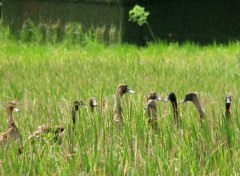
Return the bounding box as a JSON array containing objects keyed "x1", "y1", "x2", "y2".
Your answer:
[
  {"x1": 164, "y1": 92, "x2": 177, "y2": 103},
  {"x1": 147, "y1": 92, "x2": 161, "y2": 101},
  {"x1": 180, "y1": 92, "x2": 198, "y2": 104},
  {"x1": 117, "y1": 84, "x2": 135, "y2": 96},
  {"x1": 89, "y1": 97, "x2": 98, "y2": 113},
  {"x1": 226, "y1": 95, "x2": 232, "y2": 110},
  {"x1": 89, "y1": 97, "x2": 98, "y2": 108},
  {"x1": 7, "y1": 101, "x2": 19, "y2": 113},
  {"x1": 73, "y1": 100, "x2": 87, "y2": 111}
]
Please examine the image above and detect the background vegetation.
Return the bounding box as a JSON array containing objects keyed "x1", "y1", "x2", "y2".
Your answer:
[
  {"x1": 2, "y1": 1, "x2": 240, "y2": 45},
  {"x1": 0, "y1": 21, "x2": 240, "y2": 175}
]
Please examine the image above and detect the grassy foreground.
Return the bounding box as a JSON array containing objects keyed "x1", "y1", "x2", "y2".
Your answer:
[{"x1": 0, "y1": 38, "x2": 240, "y2": 175}]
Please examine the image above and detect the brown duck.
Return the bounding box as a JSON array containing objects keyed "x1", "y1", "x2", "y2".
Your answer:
[
  {"x1": 113, "y1": 84, "x2": 135, "y2": 128},
  {"x1": 0, "y1": 102, "x2": 22, "y2": 154},
  {"x1": 180, "y1": 92, "x2": 206, "y2": 120},
  {"x1": 146, "y1": 92, "x2": 161, "y2": 129},
  {"x1": 144, "y1": 99, "x2": 158, "y2": 131}
]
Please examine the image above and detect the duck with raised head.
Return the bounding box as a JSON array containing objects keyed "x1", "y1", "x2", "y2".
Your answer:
[
  {"x1": 28, "y1": 100, "x2": 86, "y2": 143},
  {"x1": 0, "y1": 102, "x2": 22, "y2": 154},
  {"x1": 89, "y1": 97, "x2": 98, "y2": 113},
  {"x1": 113, "y1": 84, "x2": 135, "y2": 128},
  {"x1": 146, "y1": 92, "x2": 161, "y2": 128},
  {"x1": 180, "y1": 92, "x2": 206, "y2": 120},
  {"x1": 164, "y1": 92, "x2": 180, "y2": 124},
  {"x1": 71, "y1": 100, "x2": 87, "y2": 125},
  {"x1": 225, "y1": 95, "x2": 232, "y2": 119}
]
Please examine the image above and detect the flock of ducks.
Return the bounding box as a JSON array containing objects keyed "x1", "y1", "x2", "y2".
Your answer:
[{"x1": 0, "y1": 84, "x2": 232, "y2": 155}]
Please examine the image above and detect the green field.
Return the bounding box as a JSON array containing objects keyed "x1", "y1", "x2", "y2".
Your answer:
[{"x1": 0, "y1": 31, "x2": 240, "y2": 175}]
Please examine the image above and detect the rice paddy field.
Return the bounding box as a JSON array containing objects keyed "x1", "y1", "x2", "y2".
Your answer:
[{"x1": 0, "y1": 29, "x2": 240, "y2": 175}]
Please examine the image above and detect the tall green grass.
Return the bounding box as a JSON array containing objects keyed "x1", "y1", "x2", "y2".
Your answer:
[{"x1": 0, "y1": 24, "x2": 240, "y2": 175}]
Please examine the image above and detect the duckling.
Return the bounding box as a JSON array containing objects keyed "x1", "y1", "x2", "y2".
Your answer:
[
  {"x1": 89, "y1": 97, "x2": 98, "y2": 113},
  {"x1": 144, "y1": 99, "x2": 158, "y2": 131},
  {"x1": 28, "y1": 100, "x2": 86, "y2": 143},
  {"x1": 164, "y1": 92, "x2": 180, "y2": 124},
  {"x1": 225, "y1": 95, "x2": 231, "y2": 119},
  {"x1": 0, "y1": 102, "x2": 22, "y2": 154},
  {"x1": 113, "y1": 84, "x2": 135, "y2": 128},
  {"x1": 180, "y1": 92, "x2": 206, "y2": 120}
]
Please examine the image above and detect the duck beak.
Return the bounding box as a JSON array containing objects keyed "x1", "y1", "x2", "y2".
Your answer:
[
  {"x1": 226, "y1": 98, "x2": 231, "y2": 104},
  {"x1": 179, "y1": 99, "x2": 186, "y2": 104},
  {"x1": 156, "y1": 96, "x2": 161, "y2": 101},
  {"x1": 127, "y1": 88, "x2": 135, "y2": 94},
  {"x1": 14, "y1": 108, "x2": 20, "y2": 112},
  {"x1": 164, "y1": 96, "x2": 170, "y2": 102},
  {"x1": 92, "y1": 101, "x2": 98, "y2": 106}
]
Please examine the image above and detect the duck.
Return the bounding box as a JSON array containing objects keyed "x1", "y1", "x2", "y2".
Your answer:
[
  {"x1": 28, "y1": 100, "x2": 86, "y2": 143},
  {"x1": 71, "y1": 100, "x2": 87, "y2": 125},
  {"x1": 89, "y1": 97, "x2": 98, "y2": 113},
  {"x1": 144, "y1": 99, "x2": 158, "y2": 130},
  {"x1": 164, "y1": 92, "x2": 180, "y2": 124},
  {"x1": 146, "y1": 92, "x2": 161, "y2": 127},
  {"x1": 180, "y1": 92, "x2": 206, "y2": 120},
  {"x1": 28, "y1": 125, "x2": 65, "y2": 144},
  {"x1": 225, "y1": 95, "x2": 231, "y2": 119},
  {"x1": 0, "y1": 102, "x2": 22, "y2": 154},
  {"x1": 113, "y1": 84, "x2": 135, "y2": 128}
]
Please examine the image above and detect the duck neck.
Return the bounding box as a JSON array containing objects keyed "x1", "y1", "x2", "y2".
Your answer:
[
  {"x1": 171, "y1": 100, "x2": 179, "y2": 122},
  {"x1": 225, "y1": 103, "x2": 231, "y2": 118},
  {"x1": 148, "y1": 103, "x2": 157, "y2": 120},
  {"x1": 71, "y1": 108, "x2": 76, "y2": 125},
  {"x1": 7, "y1": 109, "x2": 15, "y2": 129},
  {"x1": 153, "y1": 105, "x2": 157, "y2": 119},
  {"x1": 114, "y1": 93, "x2": 123, "y2": 121},
  {"x1": 90, "y1": 106, "x2": 94, "y2": 113},
  {"x1": 147, "y1": 102, "x2": 158, "y2": 130},
  {"x1": 192, "y1": 98, "x2": 206, "y2": 119}
]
